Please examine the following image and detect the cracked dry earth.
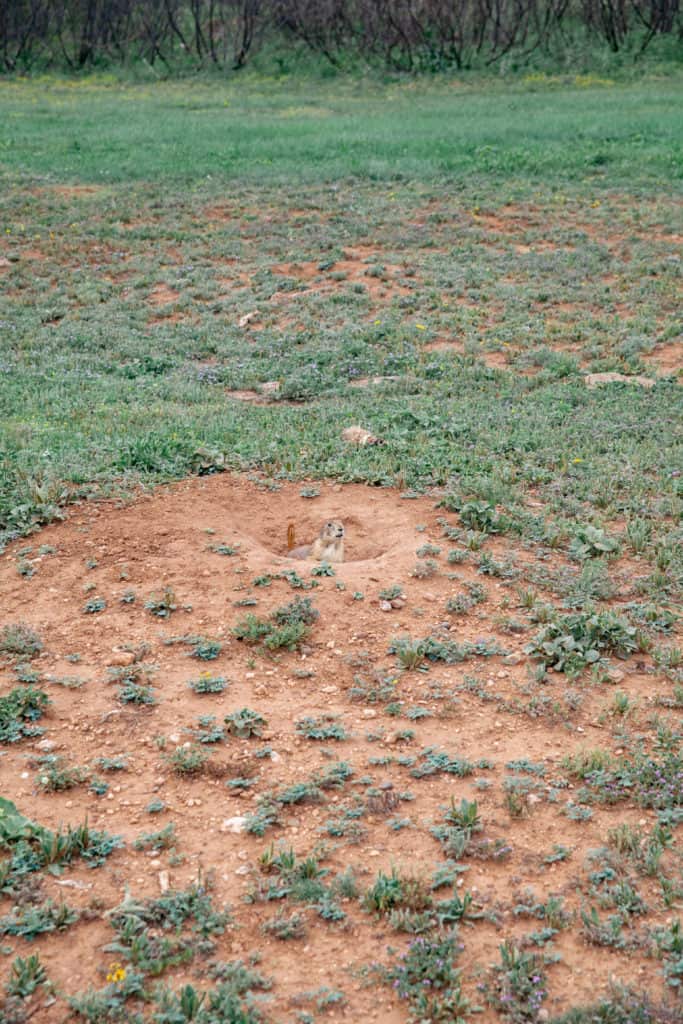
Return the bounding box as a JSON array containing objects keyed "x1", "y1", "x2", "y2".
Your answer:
[{"x1": 0, "y1": 474, "x2": 678, "y2": 1021}]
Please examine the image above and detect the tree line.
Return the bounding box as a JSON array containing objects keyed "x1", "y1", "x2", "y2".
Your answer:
[{"x1": 1, "y1": 0, "x2": 680, "y2": 73}]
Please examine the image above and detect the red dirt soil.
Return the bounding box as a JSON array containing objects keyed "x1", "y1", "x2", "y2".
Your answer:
[{"x1": 0, "y1": 475, "x2": 675, "y2": 1020}]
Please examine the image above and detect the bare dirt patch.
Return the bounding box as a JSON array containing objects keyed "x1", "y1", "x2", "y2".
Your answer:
[
  {"x1": 271, "y1": 247, "x2": 412, "y2": 303},
  {"x1": 49, "y1": 185, "x2": 105, "y2": 200},
  {"x1": 0, "y1": 474, "x2": 677, "y2": 1020},
  {"x1": 149, "y1": 283, "x2": 181, "y2": 307},
  {"x1": 642, "y1": 339, "x2": 682, "y2": 374}
]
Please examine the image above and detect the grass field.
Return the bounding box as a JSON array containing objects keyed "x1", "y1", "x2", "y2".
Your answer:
[{"x1": 0, "y1": 71, "x2": 682, "y2": 1023}]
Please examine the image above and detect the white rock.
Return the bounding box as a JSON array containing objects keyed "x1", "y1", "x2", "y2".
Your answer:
[{"x1": 221, "y1": 816, "x2": 248, "y2": 834}]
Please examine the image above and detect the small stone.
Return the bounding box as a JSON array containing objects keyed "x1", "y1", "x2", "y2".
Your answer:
[
  {"x1": 379, "y1": 600, "x2": 392, "y2": 612},
  {"x1": 235, "y1": 865, "x2": 250, "y2": 876},
  {"x1": 158, "y1": 870, "x2": 170, "y2": 893},
  {"x1": 362, "y1": 709, "x2": 377, "y2": 718},
  {"x1": 390, "y1": 598, "x2": 405, "y2": 609},
  {"x1": 221, "y1": 816, "x2": 248, "y2": 834},
  {"x1": 538, "y1": 1011, "x2": 550, "y2": 1023},
  {"x1": 321, "y1": 686, "x2": 338, "y2": 694},
  {"x1": 503, "y1": 654, "x2": 522, "y2": 666},
  {"x1": 584, "y1": 371, "x2": 655, "y2": 389},
  {"x1": 36, "y1": 739, "x2": 57, "y2": 753},
  {"x1": 607, "y1": 669, "x2": 625, "y2": 683},
  {"x1": 368, "y1": 850, "x2": 381, "y2": 857}
]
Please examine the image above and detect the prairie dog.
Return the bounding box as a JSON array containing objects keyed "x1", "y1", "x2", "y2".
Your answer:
[{"x1": 289, "y1": 520, "x2": 345, "y2": 563}]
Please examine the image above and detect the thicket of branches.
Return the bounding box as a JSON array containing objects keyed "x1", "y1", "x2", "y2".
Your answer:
[{"x1": 1, "y1": 0, "x2": 680, "y2": 73}]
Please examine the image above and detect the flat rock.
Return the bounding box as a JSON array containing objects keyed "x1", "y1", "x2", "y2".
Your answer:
[
  {"x1": 584, "y1": 372, "x2": 656, "y2": 389},
  {"x1": 221, "y1": 815, "x2": 248, "y2": 834}
]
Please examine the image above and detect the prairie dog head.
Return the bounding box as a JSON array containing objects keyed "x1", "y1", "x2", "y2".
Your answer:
[{"x1": 319, "y1": 520, "x2": 345, "y2": 543}]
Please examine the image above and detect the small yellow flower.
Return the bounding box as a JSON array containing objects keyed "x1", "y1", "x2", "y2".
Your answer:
[
  {"x1": 416, "y1": 324, "x2": 427, "y2": 331},
  {"x1": 106, "y1": 963, "x2": 126, "y2": 984},
  {"x1": 572, "y1": 458, "x2": 584, "y2": 464}
]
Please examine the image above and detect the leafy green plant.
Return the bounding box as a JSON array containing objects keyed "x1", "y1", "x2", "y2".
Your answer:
[
  {"x1": 145, "y1": 588, "x2": 178, "y2": 618},
  {"x1": 0, "y1": 686, "x2": 49, "y2": 743},
  {"x1": 133, "y1": 823, "x2": 177, "y2": 851},
  {"x1": 234, "y1": 596, "x2": 318, "y2": 652},
  {"x1": 460, "y1": 501, "x2": 506, "y2": 534},
  {"x1": 569, "y1": 525, "x2": 620, "y2": 560},
  {"x1": 482, "y1": 940, "x2": 547, "y2": 1021},
  {"x1": 5, "y1": 953, "x2": 47, "y2": 998},
  {"x1": 525, "y1": 610, "x2": 639, "y2": 676},
  {"x1": 262, "y1": 910, "x2": 306, "y2": 940},
  {"x1": 35, "y1": 754, "x2": 88, "y2": 792},
  {"x1": 166, "y1": 746, "x2": 208, "y2": 776},
  {"x1": 190, "y1": 637, "x2": 222, "y2": 660},
  {"x1": 224, "y1": 708, "x2": 266, "y2": 738},
  {"x1": 296, "y1": 715, "x2": 348, "y2": 741},
  {"x1": 0, "y1": 899, "x2": 79, "y2": 940},
  {"x1": 384, "y1": 932, "x2": 469, "y2": 1023},
  {"x1": 189, "y1": 674, "x2": 228, "y2": 694}
]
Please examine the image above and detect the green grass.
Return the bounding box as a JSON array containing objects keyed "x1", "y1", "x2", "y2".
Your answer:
[
  {"x1": 0, "y1": 72, "x2": 681, "y2": 555},
  {"x1": 1, "y1": 74, "x2": 681, "y2": 186}
]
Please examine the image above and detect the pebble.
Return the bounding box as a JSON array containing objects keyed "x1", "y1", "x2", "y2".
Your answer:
[
  {"x1": 379, "y1": 601, "x2": 392, "y2": 612},
  {"x1": 158, "y1": 870, "x2": 170, "y2": 893},
  {"x1": 36, "y1": 739, "x2": 57, "y2": 753},
  {"x1": 221, "y1": 816, "x2": 248, "y2": 834},
  {"x1": 503, "y1": 654, "x2": 523, "y2": 666}
]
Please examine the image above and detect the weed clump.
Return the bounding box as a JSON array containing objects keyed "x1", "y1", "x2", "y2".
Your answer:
[
  {"x1": 0, "y1": 624, "x2": 42, "y2": 660},
  {"x1": 234, "y1": 597, "x2": 318, "y2": 651},
  {"x1": 525, "y1": 610, "x2": 639, "y2": 676},
  {"x1": 0, "y1": 687, "x2": 49, "y2": 743}
]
